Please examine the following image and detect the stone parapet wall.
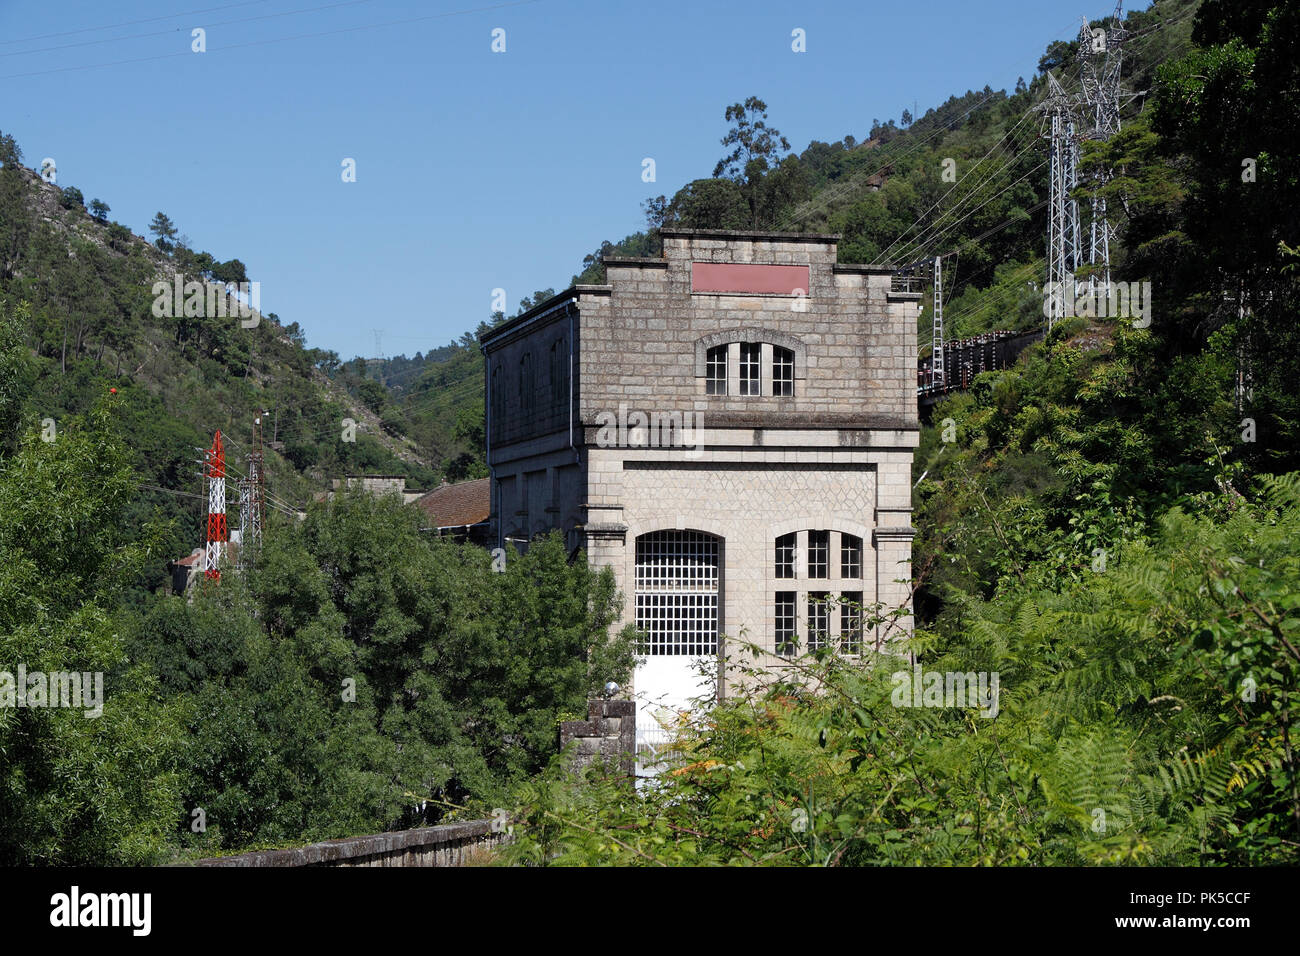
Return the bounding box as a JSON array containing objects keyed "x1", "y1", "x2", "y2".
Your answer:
[
  {"x1": 191, "y1": 820, "x2": 507, "y2": 867},
  {"x1": 559, "y1": 699, "x2": 636, "y2": 776}
]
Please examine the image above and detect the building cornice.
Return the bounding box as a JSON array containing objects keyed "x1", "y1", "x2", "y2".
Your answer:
[{"x1": 660, "y1": 228, "x2": 841, "y2": 243}]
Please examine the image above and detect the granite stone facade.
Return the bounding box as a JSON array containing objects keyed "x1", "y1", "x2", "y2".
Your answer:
[{"x1": 481, "y1": 229, "x2": 920, "y2": 719}]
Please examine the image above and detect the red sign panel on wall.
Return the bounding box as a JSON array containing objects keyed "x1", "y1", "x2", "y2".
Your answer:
[{"x1": 691, "y1": 262, "x2": 810, "y2": 295}]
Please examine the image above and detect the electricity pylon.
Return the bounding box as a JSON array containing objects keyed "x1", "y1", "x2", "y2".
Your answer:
[
  {"x1": 204, "y1": 430, "x2": 228, "y2": 582},
  {"x1": 1038, "y1": 71, "x2": 1083, "y2": 331},
  {"x1": 237, "y1": 413, "x2": 267, "y2": 569},
  {"x1": 1077, "y1": 2, "x2": 1141, "y2": 297}
]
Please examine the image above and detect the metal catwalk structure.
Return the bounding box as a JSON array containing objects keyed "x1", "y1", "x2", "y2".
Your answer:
[{"x1": 931, "y1": 255, "x2": 945, "y2": 390}]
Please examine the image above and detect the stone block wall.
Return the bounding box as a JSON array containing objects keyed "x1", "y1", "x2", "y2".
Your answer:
[
  {"x1": 580, "y1": 229, "x2": 918, "y2": 430},
  {"x1": 559, "y1": 699, "x2": 636, "y2": 776}
]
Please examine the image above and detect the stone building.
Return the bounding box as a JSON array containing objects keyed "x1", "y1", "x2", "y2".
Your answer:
[{"x1": 480, "y1": 228, "x2": 921, "y2": 736}]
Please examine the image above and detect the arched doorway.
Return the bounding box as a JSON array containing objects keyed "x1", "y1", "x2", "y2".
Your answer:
[{"x1": 633, "y1": 530, "x2": 721, "y2": 754}]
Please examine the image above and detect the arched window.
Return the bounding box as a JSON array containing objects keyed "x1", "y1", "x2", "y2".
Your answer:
[
  {"x1": 518, "y1": 352, "x2": 534, "y2": 403},
  {"x1": 694, "y1": 330, "x2": 804, "y2": 398},
  {"x1": 491, "y1": 363, "x2": 503, "y2": 422},
  {"x1": 635, "y1": 530, "x2": 720, "y2": 656},
  {"x1": 550, "y1": 337, "x2": 569, "y2": 409}
]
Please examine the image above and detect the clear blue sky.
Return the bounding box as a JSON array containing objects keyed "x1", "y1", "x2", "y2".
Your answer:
[{"x1": 0, "y1": 0, "x2": 1133, "y2": 361}]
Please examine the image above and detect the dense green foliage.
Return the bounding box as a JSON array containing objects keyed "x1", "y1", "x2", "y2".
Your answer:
[
  {"x1": 2, "y1": 0, "x2": 1296, "y2": 867},
  {"x1": 125, "y1": 502, "x2": 635, "y2": 855},
  {"x1": 512, "y1": 472, "x2": 1300, "y2": 864},
  {"x1": 502, "y1": 0, "x2": 1300, "y2": 865},
  {"x1": 0, "y1": 298, "x2": 634, "y2": 862}
]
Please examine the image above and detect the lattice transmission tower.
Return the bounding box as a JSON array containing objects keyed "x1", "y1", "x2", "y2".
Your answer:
[
  {"x1": 236, "y1": 413, "x2": 267, "y2": 569},
  {"x1": 1037, "y1": 72, "x2": 1083, "y2": 331},
  {"x1": 1077, "y1": 2, "x2": 1140, "y2": 297},
  {"x1": 203, "y1": 430, "x2": 228, "y2": 581}
]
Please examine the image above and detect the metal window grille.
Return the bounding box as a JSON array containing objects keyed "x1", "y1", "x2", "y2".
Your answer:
[
  {"x1": 808, "y1": 592, "x2": 829, "y2": 651},
  {"x1": 740, "y1": 343, "x2": 761, "y2": 395},
  {"x1": 773, "y1": 346, "x2": 794, "y2": 396},
  {"x1": 706, "y1": 345, "x2": 727, "y2": 395},
  {"x1": 840, "y1": 591, "x2": 863, "y2": 654},
  {"x1": 775, "y1": 532, "x2": 796, "y2": 579},
  {"x1": 841, "y1": 534, "x2": 862, "y2": 578},
  {"x1": 635, "y1": 531, "x2": 719, "y2": 655},
  {"x1": 808, "y1": 530, "x2": 829, "y2": 578},
  {"x1": 775, "y1": 591, "x2": 796, "y2": 657}
]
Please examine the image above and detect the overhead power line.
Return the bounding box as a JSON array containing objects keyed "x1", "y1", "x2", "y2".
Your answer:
[
  {"x1": 1, "y1": 0, "x2": 540, "y2": 80},
  {"x1": 0, "y1": 0, "x2": 268, "y2": 45}
]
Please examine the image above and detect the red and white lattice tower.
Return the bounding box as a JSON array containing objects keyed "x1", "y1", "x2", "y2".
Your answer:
[{"x1": 204, "y1": 429, "x2": 228, "y2": 581}]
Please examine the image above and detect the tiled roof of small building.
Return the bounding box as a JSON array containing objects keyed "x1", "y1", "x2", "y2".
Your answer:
[{"x1": 412, "y1": 477, "x2": 490, "y2": 529}]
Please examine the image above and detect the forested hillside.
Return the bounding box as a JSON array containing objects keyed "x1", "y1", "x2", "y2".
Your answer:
[
  {"x1": 506, "y1": 0, "x2": 1300, "y2": 865},
  {"x1": 2, "y1": 0, "x2": 1296, "y2": 866},
  {"x1": 386, "y1": 0, "x2": 1205, "y2": 479},
  {"x1": 0, "y1": 146, "x2": 445, "y2": 584}
]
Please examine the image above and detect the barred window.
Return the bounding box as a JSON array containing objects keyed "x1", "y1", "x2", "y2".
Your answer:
[
  {"x1": 706, "y1": 345, "x2": 727, "y2": 395},
  {"x1": 841, "y1": 534, "x2": 862, "y2": 578},
  {"x1": 808, "y1": 530, "x2": 829, "y2": 578},
  {"x1": 775, "y1": 532, "x2": 796, "y2": 579},
  {"x1": 740, "y1": 342, "x2": 761, "y2": 396},
  {"x1": 775, "y1": 591, "x2": 796, "y2": 657},
  {"x1": 773, "y1": 346, "x2": 794, "y2": 396},
  {"x1": 840, "y1": 591, "x2": 863, "y2": 654},
  {"x1": 808, "y1": 592, "x2": 829, "y2": 651},
  {"x1": 634, "y1": 531, "x2": 720, "y2": 656}
]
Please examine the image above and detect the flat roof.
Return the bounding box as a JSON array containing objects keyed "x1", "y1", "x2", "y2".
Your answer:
[{"x1": 660, "y1": 227, "x2": 842, "y2": 242}]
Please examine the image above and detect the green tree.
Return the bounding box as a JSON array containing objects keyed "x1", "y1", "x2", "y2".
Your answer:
[
  {"x1": 148, "y1": 211, "x2": 178, "y2": 253},
  {"x1": 712, "y1": 96, "x2": 796, "y2": 228},
  {"x1": 0, "y1": 384, "x2": 187, "y2": 865},
  {"x1": 59, "y1": 186, "x2": 84, "y2": 210},
  {"x1": 667, "y1": 178, "x2": 750, "y2": 230},
  {"x1": 1142, "y1": 0, "x2": 1300, "y2": 470}
]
